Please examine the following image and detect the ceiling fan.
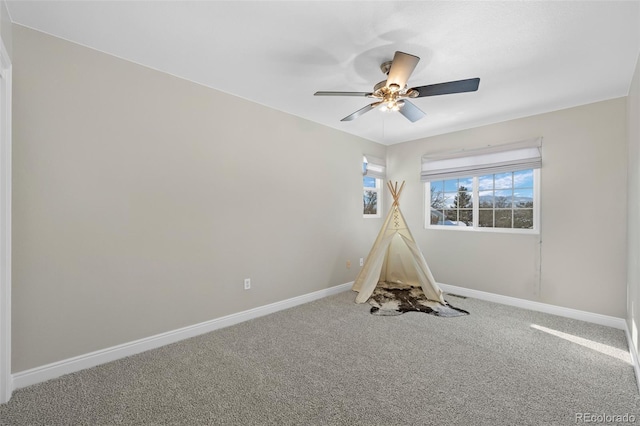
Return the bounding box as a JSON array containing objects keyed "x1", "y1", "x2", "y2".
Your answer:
[{"x1": 314, "y1": 51, "x2": 480, "y2": 123}]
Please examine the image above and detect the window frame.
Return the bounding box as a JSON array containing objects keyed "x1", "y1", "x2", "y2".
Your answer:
[{"x1": 425, "y1": 169, "x2": 540, "y2": 234}]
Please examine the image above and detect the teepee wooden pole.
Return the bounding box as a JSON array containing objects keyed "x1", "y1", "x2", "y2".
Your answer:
[
  {"x1": 397, "y1": 181, "x2": 405, "y2": 199},
  {"x1": 387, "y1": 181, "x2": 405, "y2": 207},
  {"x1": 387, "y1": 181, "x2": 396, "y2": 206}
]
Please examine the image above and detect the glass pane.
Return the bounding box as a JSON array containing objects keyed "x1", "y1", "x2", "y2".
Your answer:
[
  {"x1": 430, "y1": 183, "x2": 445, "y2": 209},
  {"x1": 479, "y1": 209, "x2": 494, "y2": 227},
  {"x1": 444, "y1": 209, "x2": 458, "y2": 224},
  {"x1": 454, "y1": 188, "x2": 473, "y2": 209},
  {"x1": 514, "y1": 169, "x2": 534, "y2": 188},
  {"x1": 443, "y1": 179, "x2": 459, "y2": 192},
  {"x1": 363, "y1": 190, "x2": 377, "y2": 215},
  {"x1": 494, "y1": 190, "x2": 512, "y2": 208},
  {"x1": 495, "y1": 209, "x2": 513, "y2": 228},
  {"x1": 459, "y1": 177, "x2": 473, "y2": 190},
  {"x1": 479, "y1": 190, "x2": 493, "y2": 208},
  {"x1": 430, "y1": 209, "x2": 444, "y2": 225},
  {"x1": 443, "y1": 193, "x2": 457, "y2": 209},
  {"x1": 458, "y1": 209, "x2": 473, "y2": 226},
  {"x1": 478, "y1": 175, "x2": 494, "y2": 190},
  {"x1": 514, "y1": 209, "x2": 534, "y2": 229},
  {"x1": 363, "y1": 176, "x2": 377, "y2": 188},
  {"x1": 494, "y1": 172, "x2": 513, "y2": 189},
  {"x1": 514, "y1": 189, "x2": 534, "y2": 208}
]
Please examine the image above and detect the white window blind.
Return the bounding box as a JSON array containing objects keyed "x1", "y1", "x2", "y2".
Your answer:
[
  {"x1": 421, "y1": 138, "x2": 542, "y2": 182},
  {"x1": 363, "y1": 154, "x2": 386, "y2": 180}
]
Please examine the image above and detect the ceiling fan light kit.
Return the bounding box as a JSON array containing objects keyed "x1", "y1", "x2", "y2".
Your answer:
[{"x1": 314, "y1": 51, "x2": 480, "y2": 123}]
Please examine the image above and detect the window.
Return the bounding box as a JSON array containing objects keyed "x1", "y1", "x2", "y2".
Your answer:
[
  {"x1": 429, "y1": 177, "x2": 474, "y2": 226},
  {"x1": 423, "y1": 138, "x2": 541, "y2": 232},
  {"x1": 478, "y1": 170, "x2": 535, "y2": 229},
  {"x1": 363, "y1": 155, "x2": 385, "y2": 218},
  {"x1": 363, "y1": 173, "x2": 381, "y2": 217},
  {"x1": 428, "y1": 169, "x2": 539, "y2": 231}
]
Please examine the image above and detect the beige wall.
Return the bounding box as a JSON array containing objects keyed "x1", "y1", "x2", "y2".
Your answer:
[
  {"x1": 627, "y1": 53, "x2": 640, "y2": 356},
  {"x1": 11, "y1": 25, "x2": 386, "y2": 372},
  {"x1": 0, "y1": 0, "x2": 11, "y2": 59},
  {"x1": 388, "y1": 98, "x2": 628, "y2": 318},
  {"x1": 10, "y1": 21, "x2": 634, "y2": 374}
]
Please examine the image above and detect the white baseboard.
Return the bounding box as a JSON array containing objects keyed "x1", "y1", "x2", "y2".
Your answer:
[
  {"x1": 438, "y1": 283, "x2": 627, "y2": 330},
  {"x1": 12, "y1": 282, "x2": 353, "y2": 391}
]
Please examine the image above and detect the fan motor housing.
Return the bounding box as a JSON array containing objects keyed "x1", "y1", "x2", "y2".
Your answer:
[
  {"x1": 373, "y1": 80, "x2": 387, "y2": 93},
  {"x1": 380, "y1": 60, "x2": 393, "y2": 75}
]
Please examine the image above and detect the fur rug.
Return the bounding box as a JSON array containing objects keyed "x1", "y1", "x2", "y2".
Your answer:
[{"x1": 369, "y1": 282, "x2": 469, "y2": 317}]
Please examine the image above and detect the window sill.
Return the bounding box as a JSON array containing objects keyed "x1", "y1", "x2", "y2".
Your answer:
[{"x1": 426, "y1": 225, "x2": 539, "y2": 235}]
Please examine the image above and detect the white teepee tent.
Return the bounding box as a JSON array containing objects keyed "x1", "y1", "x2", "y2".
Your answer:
[{"x1": 353, "y1": 181, "x2": 446, "y2": 304}]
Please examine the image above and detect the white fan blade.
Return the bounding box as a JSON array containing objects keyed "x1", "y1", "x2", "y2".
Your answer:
[{"x1": 386, "y1": 51, "x2": 420, "y2": 89}]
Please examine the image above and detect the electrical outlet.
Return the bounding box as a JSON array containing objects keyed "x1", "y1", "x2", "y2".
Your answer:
[
  {"x1": 244, "y1": 278, "x2": 251, "y2": 290},
  {"x1": 346, "y1": 260, "x2": 351, "y2": 269},
  {"x1": 360, "y1": 258, "x2": 364, "y2": 266}
]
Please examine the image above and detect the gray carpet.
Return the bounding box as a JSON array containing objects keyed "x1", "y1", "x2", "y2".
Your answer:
[{"x1": 1, "y1": 291, "x2": 639, "y2": 425}]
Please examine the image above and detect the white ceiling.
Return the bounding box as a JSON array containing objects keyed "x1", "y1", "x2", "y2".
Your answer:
[{"x1": 6, "y1": 1, "x2": 640, "y2": 145}]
